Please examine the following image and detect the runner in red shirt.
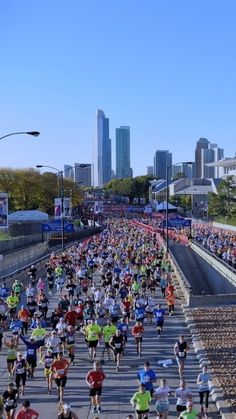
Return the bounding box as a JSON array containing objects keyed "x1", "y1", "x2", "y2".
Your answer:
[
  {"x1": 51, "y1": 352, "x2": 69, "y2": 404},
  {"x1": 86, "y1": 361, "x2": 106, "y2": 415},
  {"x1": 65, "y1": 306, "x2": 78, "y2": 327},
  {"x1": 132, "y1": 321, "x2": 144, "y2": 357},
  {"x1": 15, "y1": 400, "x2": 39, "y2": 419}
]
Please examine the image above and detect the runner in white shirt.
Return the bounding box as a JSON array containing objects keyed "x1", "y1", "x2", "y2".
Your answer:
[
  {"x1": 46, "y1": 331, "x2": 61, "y2": 357},
  {"x1": 154, "y1": 378, "x2": 171, "y2": 419},
  {"x1": 56, "y1": 318, "x2": 68, "y2": 354},
  {"x1": 175, "y1": 379, "x2": 192, "y2": 414},
  {"x1": 145, "y1": 296, "x2": 155, "y2": 324}
]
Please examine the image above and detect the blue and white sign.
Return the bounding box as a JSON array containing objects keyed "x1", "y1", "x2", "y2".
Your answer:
[
  {"x1": 162, "y1": 216, "x2": 191, "y2": 228},
  {"x1": 42, "y1": 220, "x2": 74, "y2": 233}
]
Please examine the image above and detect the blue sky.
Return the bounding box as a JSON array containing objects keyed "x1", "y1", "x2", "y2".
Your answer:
[{"x1": 0, "y1": 0, "x2": 236, "y2": 176}]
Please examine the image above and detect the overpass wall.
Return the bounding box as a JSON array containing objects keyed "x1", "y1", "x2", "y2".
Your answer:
[
  {"x1": 0, "y1": 242, "x2": 49, "y2": 277},
  {"x1": 190, "y1": 242, "x2": 236, "y2": 290}
]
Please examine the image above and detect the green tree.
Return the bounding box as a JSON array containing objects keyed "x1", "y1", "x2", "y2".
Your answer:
[{"x1": 208, "y1": 176, "x2": 236, "y2": 218}]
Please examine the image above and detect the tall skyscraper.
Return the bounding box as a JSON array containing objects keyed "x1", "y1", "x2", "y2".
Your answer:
[
  {"x1": 195, "y1": 138, "x2": 209, "y2": 178},
  {"x1": 74, "y1": 163, "x2": 92, "y2": 187},
  {"x1": 64, "y1": 165, "x2": 74, "y2": 180},
  {"x1": 201, "y1": 145, "x2": 224, "y2": 178},
  {"x1": 116, "y1": 126, "x2": 131, "y2": 179},
  {"x1": 153, "y1": 150, "x2": 172, "y2": 180},
  {"x1": 96, "y1": 109, "x2": 112, "y2": 187},
  {"x1": 147, "y1": 166, "x2": 154, "y2": 175},
  {"x1": 172, "y1": 162, "x2": 194, "y2": 179}
]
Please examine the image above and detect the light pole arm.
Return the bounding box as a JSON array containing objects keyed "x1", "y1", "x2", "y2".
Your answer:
[{"x1": 0, "y1": 131, "x2": 40, "y2": 141}]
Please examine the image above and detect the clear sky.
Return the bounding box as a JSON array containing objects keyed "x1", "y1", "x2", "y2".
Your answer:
[{"x1": 0, "y1": 0, "x2": 236, "y2": 177}]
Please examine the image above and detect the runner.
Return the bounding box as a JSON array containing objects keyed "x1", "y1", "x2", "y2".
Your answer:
[
  {"x1": 4, "y1": 336, "x2": 18, "y2": 378},
  {"x1": 153, "y1": 304, "x2": 165, "y2": 338},
  {"x1": 12, "y1": 352, "x2": 29, "y2": 397},
  {"x1": 197, "y1": 365, "x2": 211, "y2": 417},
  {"x1": 51, "y1": 351, "x2": 70, "y2": 404},
  {"x1": 40, "y1": 347, "x2": 54, "y2": 394},
  {"x1": 178, "y1": 401, "x2": 200, "y2": 418},
  {"x1": 137, "y1": 361, "x2": 156, "y2": 397},
  {"x1": 109, "y1": 329, "x2": 124, "y2": 371},
  {"x1": 86, "y1": 361, "x2": 106, "y2": 414},
  {"x1": 19, "y1": 333, "x2": 44, "y2": 378},
  {"x1": 132, "y1": 320, "x2": 144, "y2": 357},
  {"x1": 15, "y1": 400, "x2": 39, "y2": 419},
  {"x1": 117, "y1": 317, "x2": 129, "y2": 354},
  {"x1": 175, "y1": 379, "x2": 192, "y2": 414},
  {"x1": 2, "y1": 383, "x2": 18, "y2": 419},
  {"x1": 83, "y1": 319, "x2": 101, "y2": 361},
  {"x1": 102, "y1": 319, "x2": 116, "y2": 362},
  {"x1": 57, "y1": 403, "x2": 79, "y2": 419},
  {"x1": 130, "y1": 383, "x2": 152, "y2": 419},
  {"x1": 65, "y1": 325, "x2": 76, "y2": 365},
  {"x1": 154, "y1": 378, "x2": 171, "y2": 419},
  {"x1": 174, "y1": 335, "x2": 189, "y2": 379}
]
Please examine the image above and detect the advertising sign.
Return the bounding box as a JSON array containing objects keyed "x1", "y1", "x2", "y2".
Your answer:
[{"x1": 0, "y1": 193, "x2": 8, "y2": 228}]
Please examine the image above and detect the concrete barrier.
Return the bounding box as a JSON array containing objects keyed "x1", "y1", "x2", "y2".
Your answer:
[
  {"x1": 0, "y1": 233, "x2": 43, "y2": 254},
  {"x1": 190, "y1": 242, "x2": 236, "y2": 288},
  {"x1": 0, "y1": 242, "x2": 49, "y2": 277}
]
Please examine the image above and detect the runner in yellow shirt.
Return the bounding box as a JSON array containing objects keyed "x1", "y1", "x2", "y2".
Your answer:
[{"x1": 83, "y1": 319, "x2": 101, "y2": 361}]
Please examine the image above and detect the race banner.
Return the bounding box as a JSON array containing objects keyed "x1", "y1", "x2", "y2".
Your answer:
[{"x1": 54, "y1": 197, "x2": 72, "y2": 218}]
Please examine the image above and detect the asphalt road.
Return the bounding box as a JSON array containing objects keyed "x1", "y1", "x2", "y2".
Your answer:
[{"x1": 0, "y1": 273, "x2": 221, "y2": 418}]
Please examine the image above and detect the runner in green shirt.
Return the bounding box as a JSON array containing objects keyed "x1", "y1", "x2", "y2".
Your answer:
[
  {"x1": 130, "y1": 384, "x2": 152, "y2": 418},
  {"x1": 102, "y1": 320, "x2": 116, "y2": 361},
  {"x1": 179, "y1": 402, "x2": 200, "y2": 419}
]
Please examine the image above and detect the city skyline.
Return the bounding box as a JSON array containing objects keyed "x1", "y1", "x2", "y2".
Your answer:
[{"x1": 0, "y1": 1, "x2": 236, "y2": 176}]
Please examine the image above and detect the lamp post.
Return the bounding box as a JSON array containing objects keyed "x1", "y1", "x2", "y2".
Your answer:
[
  {"x1": 36, "y1": 165, "x2": 65, "y2": 251},
  {"x1": 165, "y1": 161, "x2": 193, "y2": 252},
  {"x1": 36, "y1": 164, "x2": 89, "y2": 251},
  {"x1": 0, "y1": 131, "x2": 40, "y2": 141}
]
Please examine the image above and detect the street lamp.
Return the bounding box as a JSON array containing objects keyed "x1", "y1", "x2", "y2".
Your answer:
[
  {"x1": 36, "y1": 165, "x2": 65, "y2": 251},
  {"x1": 165, "y1": 161, "x2": 193, "y2": 252},
  {"x1": 36, "y1": 164, "x2": 89, "y2": 251},
  {"x1": 0, "y1": 131, "x2": 40, "y2": 141}
]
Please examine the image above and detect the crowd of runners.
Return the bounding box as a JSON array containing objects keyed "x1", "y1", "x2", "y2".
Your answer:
[{"x1": 0, "y1": 218, "x2": 213, "y2": 418}]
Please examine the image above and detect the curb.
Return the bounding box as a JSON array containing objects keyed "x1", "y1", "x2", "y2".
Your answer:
[{"x1": 183, "y1": 307, "x2": 235, "y2": 419}]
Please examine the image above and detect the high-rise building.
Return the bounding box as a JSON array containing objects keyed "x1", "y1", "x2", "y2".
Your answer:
[
  {"x1": 201, "y1": 145, "x2": 224, "y2": 178},
  {"x1": 64, "y1": 165, "x2": 74, "y2": 180},
  {"x1": 147, "y1": 166, "x2": 154, "y2": 175},
  {"x1": 116, "y1": 126, "x2": 131, "y2": 179},
  {"x1": 96, "y1": 109, "x2": 112, "y2": 187},
  {"x1": 195, "y1": 138, "x2": 210, "y2": 178},
  {"x1": 74, "y1": 163, "x2": 92, "y2": 187},
  {"x1": 172, "y1": 162, "x2": 194, "y2": 179},
  {"x1": 153, "y1": 150, "x2": 172, "y2": 180}
]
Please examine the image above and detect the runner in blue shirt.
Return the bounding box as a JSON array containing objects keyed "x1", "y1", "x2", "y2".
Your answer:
[
  {"x1": 137, "y1": 361, "x2": 157, "y2": 396},
  {"x1": 153, "y1": 304, "x2": 165, "y2": 338},
  {"x1": 117, "y1": 317, "x2": 128, "y2": 353}
]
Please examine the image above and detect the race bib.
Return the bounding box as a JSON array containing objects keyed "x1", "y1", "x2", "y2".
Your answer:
[
  {"x1": 28, "y1": 349, "x2": 34, "y2": 355},
  {"x1": 178, "y1": 351, "x2": 185, "y2": 357}
]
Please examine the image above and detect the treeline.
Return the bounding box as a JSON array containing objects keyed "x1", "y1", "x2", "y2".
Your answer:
[
  {"x1": 0, "y1": 168, "x2": 82, "y2": 215},
  {"x1": 104, "y1": 175, "x2": 153, "y2": 203}
]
